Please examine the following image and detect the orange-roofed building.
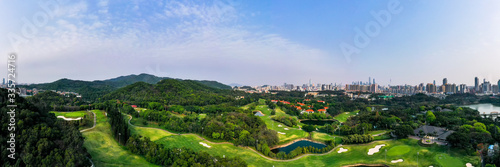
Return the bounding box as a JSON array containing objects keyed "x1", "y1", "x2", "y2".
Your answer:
[
  {"x1": 317, "y1": 100, "x2": 325, "y2": 103},
  {"x1": 131, "y1": 105, "x2": 138, "y2": 108},
  {"x1": 324, "y1": 107, "x2": 329, "y2": 109},
  {"x1": 318, "y1": 109, "x2": 326, "y2": 113},
  {"x1": 297, "y1": 102, "x2": 306, "y2": 106}
]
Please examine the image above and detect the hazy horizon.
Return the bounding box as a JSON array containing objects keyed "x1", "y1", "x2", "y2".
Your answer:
[{"x1": 1, "y1": 0, "x2": 500, "y2": 86}]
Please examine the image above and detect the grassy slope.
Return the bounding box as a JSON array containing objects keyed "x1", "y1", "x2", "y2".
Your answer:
[
  {"x1": 334, "y1": 110, "x2": 360, "y2": 123},
  {"x1": 137, "y1": 127, "x2": 479, "y2": 167},
  {"x1": 82, "y1": 110, "x2": 158, "y2": 167},
  {"x1": 50, "y1": 110, "x2": 88, "y2": 118},
  {"x1": 255, "y1": 100, "x2": 309, "y2": 144}
]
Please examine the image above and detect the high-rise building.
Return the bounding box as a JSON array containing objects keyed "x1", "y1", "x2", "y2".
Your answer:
[
  {"x1": 426, "y1": 83, "x2": 437, "y2": 93},
  {"x1": 498, "y1": 80, "x2": 500, "y2": 92},
  {"x1": 369, "y1": 77, "x2": 371, "y2": 85},
  {"x1": 433, "y1": 80, "x2": 436, "y2": 86},
  {"x1": 373, "y1": 78, "x2": 375, "y2": 85},
  {"x1": 2, "y1": 78, "x2": 5, "y2": 85},
  {"x1": 443, "y1": 78, "x2": 447, "y2": 85},
  {"x1": 475, "y1": 77, "x2": 479, "y2": 92}
]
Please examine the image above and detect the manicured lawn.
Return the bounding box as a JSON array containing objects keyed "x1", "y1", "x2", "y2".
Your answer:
[
  {"x1": 434, "y1": 153, "x2": 464, "y2": 167},
  {"x1": 198, "y1": 113, "x2": 207, "y2": 119},
  {"x1": 130, "y1": 126, "x2": 173, "y2": 141},
  {"x1": 51, "y1": 110, "x2": 88, "y2": 118},
  {"x1": 311, "y1": 131, "x2": 342, "y2": 144},
  {"x1": 387, "y1": 145, "x2": 411, "y2": 156},
  {"x1": 334, "y1": 110, "x2": 359, "y2": 123},
  {"x1": 135, "y1": 125, "x2": 479, "y2": 167},
  {"x1": 255, "y1": 103, "x2": 309, "y2": 144},
  {"x1": 82, "y1": 110, "x2": 158, "y2": 167}
]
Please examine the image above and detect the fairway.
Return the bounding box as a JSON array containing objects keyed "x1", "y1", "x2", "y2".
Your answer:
[
  {"x1": 133, "y1": 122, "x2": 480, "y2": 167},
  {"x1": 82, "y1": 110, "x2": 158, "y2": 167},
  {"x1": 434, "y1": 153, "x2": 464, "y2": 167},
  {"x1": 387, "y1": 145, "x2": 411, "y2": 156},
  {"x1": 334, "y1": 110, "x2": 359, "y2": 123},
  {"x1": 254, "y1": 101, "x2": 309, "y2": 144},
  {"x1": 51, "y1": 110, "x2": 88, "y2": 118}
]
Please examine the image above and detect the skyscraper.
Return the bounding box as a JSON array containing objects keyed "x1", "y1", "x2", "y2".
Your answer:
[
  {"x1": 498, "y1": 80, "x2": 500, "y2": 92},
  {"x1": 433, "y1": 80, "x2": 436, "y2": 86},
  {"x1": 475, "y1": 77, "x2": 479, "y2": 91},
  {"x1": 2, "y1": 78, "x2": 5, "y2": 85},
  {"x1": 369, "y1": 77, "x2": 371, "y2": 85},
  {"x1": 373, "y1": 78, "x2": 375, "y2": 85},
  {"x1": 443, "y1": 78, "x2": 447, "y2": 85}
]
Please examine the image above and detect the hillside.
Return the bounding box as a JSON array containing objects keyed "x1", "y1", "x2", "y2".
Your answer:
[
  {"x1": 101, "y1": 79, "x2": 237, "y2": 106},
  {"x1": 0, "y1": 88, "x2": 90, "y2": 166},
  {"x1": 22, "y1": 74, "x2": 232, "y2": 101}
]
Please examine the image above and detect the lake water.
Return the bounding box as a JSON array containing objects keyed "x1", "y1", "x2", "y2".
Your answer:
[
  {"x1": 271, "y1": 140, "x2": 326, "y2": 154},
  {"x1": 461, "y1": 103, "x2": 500, "y2": 114},
  {"x1": 300, "y1": 120, "x2": 336, "y2": 126}
]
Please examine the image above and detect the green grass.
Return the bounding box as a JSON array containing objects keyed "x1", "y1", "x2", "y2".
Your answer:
[
  {"x1": 334, "y1": 110, "x2": 359, "y2": 123},
  {"x1": 255, "y1": 104, "x2": 309, "y2": 144},
  {"x1": 387, "y1": 145, "x2": 411, "y2": 156},
  {"x1": 50, "y1": 110, "x2": 88, "y2": 118},
  {"x1": 82, "y1": 110, "x2": 158, "y2": 167},
  {"x1": 434, "y1": 153, "x2": 464, "y2": 167},
  {"x1": 135, "y1": 129, "x2": 480, "y2": 167},
  {"x1": 311, "y1": 132, "x2": 342, "y2": 144},
  {"x1": 198, "y1": 113, "x2": 207, "y2": 119}
]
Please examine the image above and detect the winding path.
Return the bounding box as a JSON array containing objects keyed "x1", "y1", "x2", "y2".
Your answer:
[
  {"x1": 127, "y1": 114, "x2": 346, "y2": 162},
  {"x1": 80, "y1": 110, "x2": 97, "y2": 133}
]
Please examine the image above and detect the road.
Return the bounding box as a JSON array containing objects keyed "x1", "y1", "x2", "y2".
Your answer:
[{"x1": 80, "y1": 110, "x2": 97, "y2": 133}]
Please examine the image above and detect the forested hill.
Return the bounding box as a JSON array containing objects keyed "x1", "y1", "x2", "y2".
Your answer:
[
  {"x1": 0, "y1": 88, "x2": 90, "y2": 166},
  {"x1": 22, "y1": 73, "x2": 232, "y2": 101},
  {"x1": 101, "y1": 79, "x2": 239, "y2": 106}
]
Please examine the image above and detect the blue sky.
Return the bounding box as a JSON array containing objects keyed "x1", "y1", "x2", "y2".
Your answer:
[{"x1": 1, "y1": 0, "x2": 499, "y2": 86}]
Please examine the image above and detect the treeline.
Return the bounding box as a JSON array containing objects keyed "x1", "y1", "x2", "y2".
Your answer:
[
  {"x1": 126, "y1": 135, "x2": 247, "y2": 166},
  {"x1": 0, "y1": 89, "x2": 90, "y2": 166},
  {"x1": 298, "y1": 113, "x2": 332, "y2": 120},
  {"x1": 26, "y1": 91, "x2": 88, "y2": 111},
  {"x1": 272, "y1": 115, "x2": 298, "y2": 127},
  {"x1": 100, "y1": 101, "x2": 131, "y2": 145},
  {"x1": 343, "y1": 134, "x2": 374, "y2": 144}
]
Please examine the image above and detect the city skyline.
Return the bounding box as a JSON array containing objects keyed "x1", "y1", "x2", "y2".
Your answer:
[{"x1": 1, "y1": 0, "x2": 500, "y2": 86}]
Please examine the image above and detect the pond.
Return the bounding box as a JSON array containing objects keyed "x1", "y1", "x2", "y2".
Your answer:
[
  {"x1": 461, "y1": 103, "x2": 500, "y2": 114},
  {"x1": 271, "y1": 140, "x2": 326, "y2": 154},
  {"x1": 300, "y1": 119, "x2": 336, "y2": 126}
]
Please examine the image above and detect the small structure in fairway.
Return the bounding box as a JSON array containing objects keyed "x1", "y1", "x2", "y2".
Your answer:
[
  {"x1": 337, "y1": 148, "x2": 348, "y2": 153},
  {"x1": 367, "y1": 144, "x2": 386, "y2": 155},
  {"x1": 199, "y1": 142, "x2": 211, "y2": 148},
  {"x1": 391, "y1": 159, "x2": 404, "y2": 163}
]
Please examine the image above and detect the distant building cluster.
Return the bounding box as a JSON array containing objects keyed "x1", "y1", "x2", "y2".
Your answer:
[{"x1": 232, "y1": 76, "x2": 500, "y2": 98}]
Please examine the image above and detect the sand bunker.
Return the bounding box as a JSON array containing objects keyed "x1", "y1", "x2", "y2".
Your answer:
[
  {"x1": 391, "y1": 159, "x2": 403, "y2": 163},
  {"x1": 57, "y1": 116, "x2": 82, "y2": 121},
  {"x1": 278, "y1": 132, "x2": 286, "y2": 135},
  {"x1": 199, "y1": 142, "x2": 211, "y2": 148},
  {"x1": 337, "y1": 148, "x2": 348, "y2": 153},
  {"x1": 278, "y1": 125, "x2": 282, "y2": 127},
  {"x1": 466, "y1": 163, "x2": 474, "y2": 167},
  {"x1": 284, "y1": 128, "x2": 289, "y2": 130},
  {"x1": 367, "y1": 144, "x2": 386, "y2": 155}
]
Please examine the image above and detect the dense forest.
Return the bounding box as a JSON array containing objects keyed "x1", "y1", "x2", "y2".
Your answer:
[
  {"x1": 0, "y1": 89, "x2": 90, "y2": 166},
  {"x1": 22, "y1": 74, "x2": 233, "y2": 102},
  {"x1": 101, "y1": 79, "x2": 243, "y2": 106}
]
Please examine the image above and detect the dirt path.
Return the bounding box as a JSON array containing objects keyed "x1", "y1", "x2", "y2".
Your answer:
[
  {"x1": 127, "y1": 114, "x2": 345, "y2": 162},
  {"x1": 80, "y1": 110, "x2": 96, "y2": 133}
]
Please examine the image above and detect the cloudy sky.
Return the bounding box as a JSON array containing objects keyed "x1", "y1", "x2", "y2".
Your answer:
[{"x1": 1, "y1": 0, "x2": 499, "y2": 86}]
